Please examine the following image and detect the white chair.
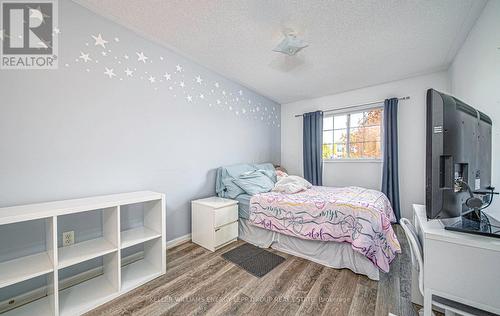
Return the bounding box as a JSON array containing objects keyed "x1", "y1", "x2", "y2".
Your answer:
[{"x1": 400, "y1": 218, "x2": 475, "y2": 316}]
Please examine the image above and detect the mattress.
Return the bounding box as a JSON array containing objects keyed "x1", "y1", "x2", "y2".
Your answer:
[
  {"x1": 238, "y1": 219, "x2": 380, "y2": 280},
  {"x1": 248, "y1": 186, "x2": 401, "y2": 272}
]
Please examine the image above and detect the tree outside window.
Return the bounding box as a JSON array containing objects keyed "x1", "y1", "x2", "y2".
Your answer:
[{"x1": 322, "y1": 108, "x2": 383, "y2": 160}]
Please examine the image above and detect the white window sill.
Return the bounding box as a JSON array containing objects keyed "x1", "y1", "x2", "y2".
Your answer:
[{"x1": 323, "y1": 159, "x2": 383, "y2": 163}]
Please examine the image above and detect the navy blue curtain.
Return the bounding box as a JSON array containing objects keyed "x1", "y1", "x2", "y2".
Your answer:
[
  {"x1": 382, "y1": 98, "x2": 401, "y2": 221},
  {"x1": 303, "y1": 111, "x2": 323, "y2": 185}
]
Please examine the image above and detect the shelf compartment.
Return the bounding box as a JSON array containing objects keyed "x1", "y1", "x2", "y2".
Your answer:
[
  {"x1": 0, "y1": 272, "x2": 57, "y2": 316},
  {"x1": 57, "y1": 206, "x2": 119, "y2": 269},
  {"x1": 121, "y1": 227, "x2": 161, "y2": 249},
  {"x1": 3, "y1": 296, "x2": 53, "y2": 316},
  {"x1": 58, "y1": 251, "x2": 119, "y2": 316},
  {"x1": 120, "y1": 199, "x2": 163, "y2": 248},
  {"x1": 121, "y1": 238, "x2": 163, "y2": 292},
  {"x1": 58, "y1": 237, "x2": 117, "y2": 269},
  {"x1": 58, "y1": 274, "x2": 116, "y2": 316},
  {"x1": 121, "y1": 258, "x2": 162, "y2": 292},
  {"x1": 0, "y1": 217, "x2": 56, "y2": 290},
  {"x1": 0, "y1": 252, "x2": 53, "y2": 289}
]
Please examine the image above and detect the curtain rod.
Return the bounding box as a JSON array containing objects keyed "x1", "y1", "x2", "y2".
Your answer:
[{"x1": 293, "y1": 96, "x2": 410, "y2": 117}]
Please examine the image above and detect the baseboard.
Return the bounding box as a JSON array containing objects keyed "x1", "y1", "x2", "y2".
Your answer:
[
  {"x1": 0, "y1": 251, "x2": 144, "y2": 313},
  {"x1": 166, "y1": 233, "x2": 191, "y2": 249}
]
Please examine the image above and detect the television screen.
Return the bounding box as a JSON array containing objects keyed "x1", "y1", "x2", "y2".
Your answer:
[{"x1": 425, "y1": 89, "x2": 492, "y2": 219}]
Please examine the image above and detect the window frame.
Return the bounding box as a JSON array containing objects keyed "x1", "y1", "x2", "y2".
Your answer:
[{"x1": 322, "y1": 105, "x2": 384, "y2": 163}]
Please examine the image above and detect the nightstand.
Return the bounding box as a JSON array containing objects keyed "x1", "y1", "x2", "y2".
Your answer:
[{"x1": 191, "y1": 197, "x2": 239, "y2": 252}]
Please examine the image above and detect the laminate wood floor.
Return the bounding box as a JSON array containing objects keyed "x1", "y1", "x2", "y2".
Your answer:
[{"x1": 87, "y1": 226, "x2": 420, "y2": 316}]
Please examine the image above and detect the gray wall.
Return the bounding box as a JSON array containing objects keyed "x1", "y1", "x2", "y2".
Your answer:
[
  {"x1": 449, "y1": 0, "x2": 500, "y2": 218},
  {"x1": 0, "y1": 0, "x2": 279, "y2": 267}
]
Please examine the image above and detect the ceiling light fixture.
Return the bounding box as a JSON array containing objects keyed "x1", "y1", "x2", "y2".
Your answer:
[{"x1": 273, "y1": 32, "x2": 308, "y2": 56}]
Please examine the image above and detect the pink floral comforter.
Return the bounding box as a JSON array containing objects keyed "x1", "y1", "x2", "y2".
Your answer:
[{"x1": 249, "y1": 186, "x2": 401, "y2": 272}]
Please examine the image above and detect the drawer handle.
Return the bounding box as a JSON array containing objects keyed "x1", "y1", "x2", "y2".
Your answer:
[{"x1": 215, "y1": 228, "x2": 221, "y2": 232}]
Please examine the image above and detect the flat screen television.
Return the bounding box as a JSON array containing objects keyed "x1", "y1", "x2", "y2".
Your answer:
[{"x1": 426, "y1": 89, "x2": 493, "y2": 220}]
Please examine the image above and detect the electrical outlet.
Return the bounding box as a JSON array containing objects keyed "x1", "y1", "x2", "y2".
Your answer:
[{"x1": 62, "y1": 231, "x2": 75, "y2": 247}]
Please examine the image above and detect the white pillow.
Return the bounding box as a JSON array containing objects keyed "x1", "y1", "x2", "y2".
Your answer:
[{"x1": 272, "y1": 175, "x2": 312, "y2": 194}]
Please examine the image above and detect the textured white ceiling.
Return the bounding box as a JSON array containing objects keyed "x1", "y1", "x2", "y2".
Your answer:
[{"x1": 75, "y1": 0, "x2": 486, "y2": 104}]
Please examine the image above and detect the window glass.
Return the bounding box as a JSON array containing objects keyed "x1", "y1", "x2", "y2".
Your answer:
[{"x1": 322, "y1": 107, "x2": 383, "y2": 160}]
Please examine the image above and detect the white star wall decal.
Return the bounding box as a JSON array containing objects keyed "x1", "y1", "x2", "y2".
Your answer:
[
  {"x1": 92, "y1": 34, "x2": 108, "y2": 48},
  {"x1": 104, "y1": 67, "x2": 116, "y2": 78},
  {"x1": 79, "y1": 52, "x2": 91, "y2": 62},
  {"x1": 78, "y1": 32, "x2": 280, "y2": 128},
  {"x1": 136, "y1": 52, "x2": 148, "y2": 63}
]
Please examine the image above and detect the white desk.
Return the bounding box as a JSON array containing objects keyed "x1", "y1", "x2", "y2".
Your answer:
[{"x1": 413, "y1": 204, "x2": 500, "y2": 316}]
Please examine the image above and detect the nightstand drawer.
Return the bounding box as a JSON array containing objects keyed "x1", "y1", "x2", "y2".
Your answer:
[
  {"x1": 215, "y1": 221, "x2": 238, "y2": 246},
  {"x1": 214, "y1": 204, "x2": 238, "y2": 228}
]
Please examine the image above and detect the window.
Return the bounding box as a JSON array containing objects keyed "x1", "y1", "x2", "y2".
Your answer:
[{"x1": 322, "y1": 107, "x2": 383, "y2": 160}]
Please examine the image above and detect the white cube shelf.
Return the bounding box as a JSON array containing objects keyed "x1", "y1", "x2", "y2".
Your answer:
[{"x1": 0, "y1": 191, "x2": 166, "y2": 316}]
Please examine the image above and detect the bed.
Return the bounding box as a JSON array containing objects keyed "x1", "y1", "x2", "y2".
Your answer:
[{"x1": 216, "y1": 163, "x2": 401, "y2": 281}]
